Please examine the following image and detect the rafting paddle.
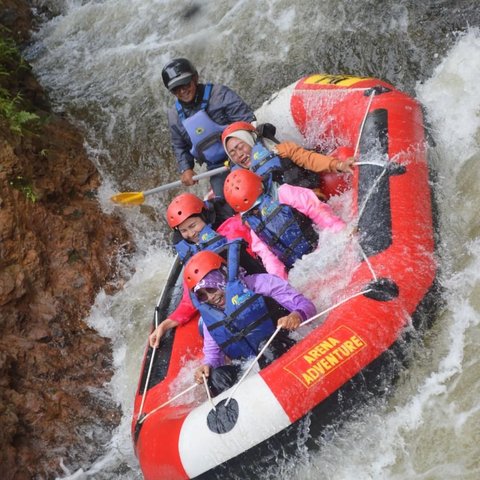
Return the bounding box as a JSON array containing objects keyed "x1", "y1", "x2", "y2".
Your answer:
[{"x1": 111, "y1": 165, "x2": 228, "y2": 205}]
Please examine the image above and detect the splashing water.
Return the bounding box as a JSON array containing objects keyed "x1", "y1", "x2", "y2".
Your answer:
[{"x1": 24, "y1": 2, "x2": 480, "y2": 478}]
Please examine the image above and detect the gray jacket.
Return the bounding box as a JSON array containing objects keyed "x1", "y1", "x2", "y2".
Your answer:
[{"x1": 167, "y1": 83, "x2": 255, "y2": 173}]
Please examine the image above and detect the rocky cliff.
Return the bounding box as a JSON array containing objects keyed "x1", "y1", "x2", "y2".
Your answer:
[{"x1": 0, "y1": 1, "x2": 133, "y2": 478}]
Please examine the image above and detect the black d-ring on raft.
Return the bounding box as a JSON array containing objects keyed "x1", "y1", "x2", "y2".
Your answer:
[
  {"x1": 207, "y1": 398, "x2": 240, "y2": 434},
  {"x1": 364, "y1": 278, "x2": 399, "y2": 301}
]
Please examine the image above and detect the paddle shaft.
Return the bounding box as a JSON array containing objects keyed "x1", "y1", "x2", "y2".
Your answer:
[{"x1": 142, "y1": 166, "x2": 228, "y2": 198}]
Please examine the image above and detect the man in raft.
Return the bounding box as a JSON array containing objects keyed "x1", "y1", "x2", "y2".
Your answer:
[
  {"x1": 224, "y1": 169, "x2": 346, "y2": 279},
  {"x1": 185, "y1": 246, "x2": 316, "y2": 396},
  {"x1": 162, "y1": 58, "x2": 255, "y2": 197},
  {"x1": 148, "y1": 192, "x2": 264, "y2": 348}
]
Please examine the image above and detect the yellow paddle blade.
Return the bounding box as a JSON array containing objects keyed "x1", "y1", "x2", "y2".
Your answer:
[{"x1": 110, "y1": 191, "x2": 146, "y2": 205}]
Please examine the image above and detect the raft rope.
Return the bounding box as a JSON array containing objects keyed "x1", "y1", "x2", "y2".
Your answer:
[
  {"x1": 351, "y1": 87, "x2": 388, "y2": 282},
  {"x1": 357, "y1": 162, "x2": 389, "y2": 222},
  {"x1": 357, "y1": 239, "x2": 378, "y2": 281},
  {"x1": 225, "y1": 326, "x2": 282, "y2": 407},
  {"x1": 353, "y1": 89, "x2": 376, "y2": 158},
  {"x1": 138, "y1": 256, "x2": 179, "y2": 420},
  {"x1": 203, "y1": 373, "x2": 216, "y2": 411},
  {"x1": 138, "y1": 383, "x2": 199, "y2": 424}
]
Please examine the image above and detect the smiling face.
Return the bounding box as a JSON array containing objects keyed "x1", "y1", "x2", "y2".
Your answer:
[
  {"x1": 171, "y1": 77, "x2": 197, "y2": 103},
  {"x1": 177, "y1": 216, "x2": 207, "y2": 244},
  {"x1": 226, "y1": 137, "x2": 253, "y2": 168},
  {"x1": 195, "y1": 287, "x2": 226, "y2": 308}
]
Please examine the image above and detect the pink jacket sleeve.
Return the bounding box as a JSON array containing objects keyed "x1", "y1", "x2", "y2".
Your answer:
[
  {"x1": 250, "y1": 229, "x2": 288, "y2": 279},
  {"x1": 168, "y1": 280, "x2": 198, "y2": 326},
  {"x1": 217, "y1": 214, "x2": 255, "y2": 257},
  {"x1": 278, "y1": 183, "x2": 345, "y2": 232}
]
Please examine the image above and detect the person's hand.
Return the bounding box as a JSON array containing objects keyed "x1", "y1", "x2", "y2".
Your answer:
[
  {"x1": 348, "y1": 224, "x2": 359, "y2": 238},
  {"x1": 277, "y1": 311, "x2": 302, "y2": 330},
  {"x1": 148, "y1": 319, "x2": 179, "y2": 348},
  {"x1": 194, "y1": 364, "x2": 211, "y2": 384},
  {"x1": 334, "y1": 157, "x2": 355, "y2": 174},
  {"x1": 180, "y1": 168, "x2": 197, "y2": 186}
]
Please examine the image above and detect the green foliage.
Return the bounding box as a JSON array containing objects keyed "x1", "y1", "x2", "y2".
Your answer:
[
  {"x1": 0, "y1": 29, "x2": 40, "y2": 134},
  {"x1": 0, "y1": 33, "x2": 20, "y2": 74},
  {"x1": 0, "y1": 89, "x2": 39, "y2": 134},
  {"x1": 9, "y1": 176, "x2": 38, "y2": 202}
]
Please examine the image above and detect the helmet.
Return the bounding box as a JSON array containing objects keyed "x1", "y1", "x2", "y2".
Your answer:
[
  {"x1": 161, "y1": 58, "x2": 197, "y2": 91},
  {"x1": 184, "y1": 250, "x2": 225, "y2": 291},
  {"x1": 223, "y1": 169, "x2": 263, "y2": 213},
  {"x1": 221, "y1": 121, "x2": 256, "y2": 146},
  {"x1": 166, "y1": 193, "x2": 204, "y2": 228}
]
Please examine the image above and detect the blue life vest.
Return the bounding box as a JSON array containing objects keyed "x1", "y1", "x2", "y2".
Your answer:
[
  {"x1": 250, "y1": 141, "x2": 284, "y2": 177},
  {"x1": 242, "y1": 182, "x2": 319, "y2": 269},
  {"x1": 191, "y1": 241, "x2": 275, "y2": 360},
  {"x1": 174, "y1": 224, "x2": 227, "y2": 263},
  {"x1": 175, "y1": 84, "x2": 226, "y2": 166}
]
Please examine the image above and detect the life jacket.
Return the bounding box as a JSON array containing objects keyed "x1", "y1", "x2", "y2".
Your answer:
[
  {"x1": 191, "y1": 241, "x2": 276, "y2": 360},
  {"x1": 176, "y1": 83, "x2": 226, "y2": 166},
  {"x1": 250, "y1": 140, "x2": 320, "y2": 189},
  {"x1": 250, "y1": 141, "x2": 284, "y2": 177},
  {"x1": 242, "y1": 181, "x2": 319, "y2": 269},
  {"x1": 174, "y1": 224, "x2": 227, "y2": 263}
]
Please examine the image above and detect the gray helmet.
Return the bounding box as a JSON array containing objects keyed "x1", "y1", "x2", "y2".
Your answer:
[{"x1": 161, "y1": 58, "x2": 197, "y2": 91}]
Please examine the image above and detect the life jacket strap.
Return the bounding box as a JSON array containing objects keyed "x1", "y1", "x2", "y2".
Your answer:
[{"x1": 219, "y1": 311, "x2": 271, "y2": 351}]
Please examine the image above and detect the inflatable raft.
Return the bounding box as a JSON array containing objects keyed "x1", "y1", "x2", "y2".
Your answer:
[{"x1": 132, "y1": 74, "x2": 437, "y2": 479}]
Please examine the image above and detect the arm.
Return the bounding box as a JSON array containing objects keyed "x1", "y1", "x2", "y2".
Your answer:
[
  {"x1": 278, "y1": 183, "x2": 345, "y2": 232},
  {"x1": 202, "y1": 322, "x2": 226, "y2": 368},
  {"x1": 217, "y1": 215, "x2": 254, "y2": 256},
  {"x1": 275, "y1": 142, "x2": 354, "y2": 173},
  {"x1": 167, "y1": 108, "x2": 196, "y2": 174},
  {"x1": 207, "y1": 84, "x2": 255, "y2": 125},
  {"x1": 215, "y1": 85, "x2": 256, "y2": 123},
  {"x1": 148, "y1": 282, "x2": 198, "y2": 348},
  {"x1": 245, "y1": 274, "x2": 317, "y2": 321},
  {"x1": 168, "y1": 281, "x2": 199, "y2": 326},
  {"x1": 250, "y1": 229, "x2": 288, "y2": 279},
  {"x1": 149, "y1": 318, "x2": 179, "y2": 348}
]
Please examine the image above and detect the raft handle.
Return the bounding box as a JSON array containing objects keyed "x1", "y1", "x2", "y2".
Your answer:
[{"x1": 364, "y1": 85, "x2": 392, "y2": 96}]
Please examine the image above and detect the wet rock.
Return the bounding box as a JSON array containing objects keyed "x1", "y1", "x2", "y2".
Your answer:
[{"x1": 0, "y1": 2, "x2": 134, "y2": 478}]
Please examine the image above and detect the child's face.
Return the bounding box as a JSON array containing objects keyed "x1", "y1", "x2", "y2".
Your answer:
[
  {"x1": 178, "y1": 216, "x2": 207, "y2": 244},
  {"x1": 196, "y1": 287, "x2": 226, "y2": 308}
]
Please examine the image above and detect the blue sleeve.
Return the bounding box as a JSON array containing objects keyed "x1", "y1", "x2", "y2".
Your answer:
[{"x1": 244, "y1": 274, "x2": 317, "y2": 321}]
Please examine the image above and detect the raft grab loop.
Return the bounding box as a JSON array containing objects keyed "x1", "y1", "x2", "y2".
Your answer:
[
  {"x1": 364, "y1": 85, "x2": 392, "y2": 97},
  {"x1": 363, "y1": 278, "x2": 399, "y2": 301}
]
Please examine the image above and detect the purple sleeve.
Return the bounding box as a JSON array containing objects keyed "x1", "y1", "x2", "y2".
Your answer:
[
  {"x1": 202, "y1": 322, "x2": 226, "y2": 368},
  {"x1": 244, "y1": 274, "x2": 317, "y2": 321}
]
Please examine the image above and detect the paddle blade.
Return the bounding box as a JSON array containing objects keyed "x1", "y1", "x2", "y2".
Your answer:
[{"x1": 110, "y1": 191, "x2": 145, "y2": 205}]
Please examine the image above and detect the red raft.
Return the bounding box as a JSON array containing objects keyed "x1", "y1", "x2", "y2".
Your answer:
[{"x1": 132, "y1": 74, "x2": 437, "y2": 479}]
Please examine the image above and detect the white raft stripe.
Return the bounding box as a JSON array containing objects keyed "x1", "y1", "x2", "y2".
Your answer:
[
  {"x1": 178, "y1": 373, "x2": 292, "y2": 479},
  {"x1": 255, "y1": 81, "x2": 304, "y2": 145}
]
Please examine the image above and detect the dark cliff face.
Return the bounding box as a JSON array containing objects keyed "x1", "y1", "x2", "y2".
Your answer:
[{"x1": 0, "y1": 1, "x2": 134, "y2": 478}]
